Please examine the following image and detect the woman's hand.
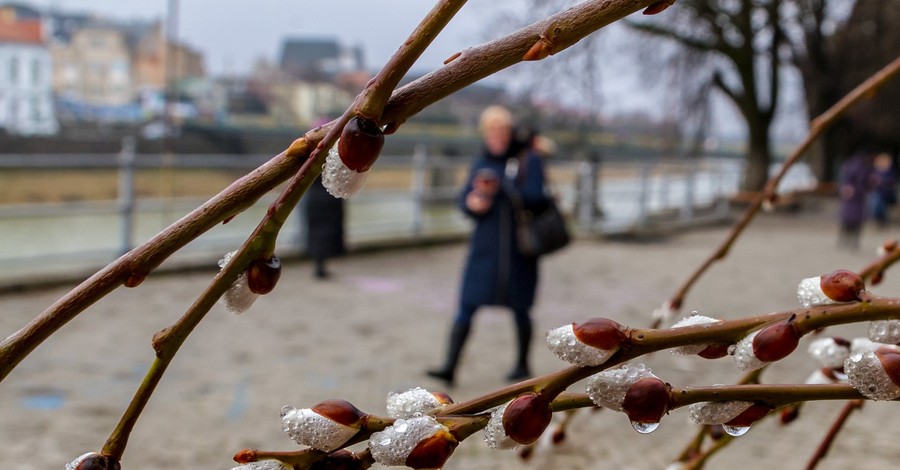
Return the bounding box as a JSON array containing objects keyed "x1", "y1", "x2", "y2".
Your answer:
[{"x1": 466, "y1": 191, "x2": 493, "y2": 214}]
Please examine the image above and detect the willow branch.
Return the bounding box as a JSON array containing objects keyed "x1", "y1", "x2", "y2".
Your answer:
[
  {"x1": 860, "y1": 240, "x2": 900, "y2": 285},
  {"x1": 0, "y1": 0, "x2": 663, "y2": 386},
  {"x1": 805, "y1": 400, "x2": 865, "y2": 470},
  {"x1": 659, "y1": 54, "x2": 900, "y2": 327}
]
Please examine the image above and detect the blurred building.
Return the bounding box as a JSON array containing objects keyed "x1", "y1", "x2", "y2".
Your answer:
[{"x1": 0, "y1": 4, "x2": 58, "y2": 134}]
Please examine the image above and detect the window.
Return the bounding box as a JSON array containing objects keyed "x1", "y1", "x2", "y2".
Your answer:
[
  {"x1": 10, "y1": 56, "x2": 18, "y2": 84},
  {"x1": 31, "y1": 59, "x2": 40, "y2": 85}
]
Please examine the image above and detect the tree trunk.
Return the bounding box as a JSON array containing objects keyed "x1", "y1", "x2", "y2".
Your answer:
[{"x1": 743, "y1": 118, "x2": 772, "y2": 191}]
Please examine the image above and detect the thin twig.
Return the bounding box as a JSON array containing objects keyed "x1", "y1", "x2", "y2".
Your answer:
[
  {"x1": 0, "y1": 0, "x2": 661, "y2": 386},
  {"x1": 658, "y1": 54, "x2": 900, "y2": 328},
  {"x1": 805, "y1": 400, "x2": 865, "y2": 470},
  {"x1": 859, "y1": 240, "x2": 900, "y2": 285}
]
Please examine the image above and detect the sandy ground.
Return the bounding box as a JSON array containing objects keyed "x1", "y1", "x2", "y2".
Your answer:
[{"x1": 2, "y1": 200, "x2": 900, "y2": 470}]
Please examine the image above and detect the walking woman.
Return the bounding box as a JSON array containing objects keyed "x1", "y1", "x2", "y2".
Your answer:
[{"x1": 426, "y1": 105, "x2": 550, "y2": 386}]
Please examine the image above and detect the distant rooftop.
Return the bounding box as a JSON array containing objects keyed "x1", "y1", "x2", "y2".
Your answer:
[
  {"x1": 0, "y1": 14, "x2": 42, "y2": 44},
  {"x1": 279, "y1": 37, "x2": 341, "y2": 71}
]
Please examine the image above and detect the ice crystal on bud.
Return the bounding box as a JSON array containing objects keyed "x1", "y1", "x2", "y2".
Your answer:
[
  {"x1": 218, "y1": 251, "x2": 258, "y2": 313},
  {"x1": 386, "y1": 387, "x2": 448, "y2": 419},
  {"x1": 281, "y1": 406, "x2": 358, "y2": 451},
  {"x1": 65, "y1": 452, "x2": 96, "y2": 470},
  {"x1": 369, "y1": 416, "x2": 447, "y2": 466},
  {"x1": 546, "y1": 324, "x2": 617, "y2": 367},
  {"x1": 797, "y1": 276, "x2": 834, "y2": 307},
  {"x1": 845, "y1": 351, "x2": 900, "y2": 400},
  {"x1": 807, "y1": 337, "x2": 851, "y2": 369},
  {"x1": 586, "y1": 363, "x2": 657, "y2": 411},
  {"x1": 322, "y1": 144, "x2": 369, "y2": 199},
  {"x1": 231, "y1": 461, "x2": 292, "y2": 470},
  {"x1": 731, "y1": 330, "x2": 767, "y2": 371},
  {"x1": 868, "y1": 320, "x2": 900, "y2": 345},
  {"x1": 670, "y1": 313, "x2": 721, "y2": 355},
  {"x1": 688, "y1": 400, "x2": 754, "y2": 425},
  {"x1": 484, "y1": 403, "x2": 517, "y2": 450}
]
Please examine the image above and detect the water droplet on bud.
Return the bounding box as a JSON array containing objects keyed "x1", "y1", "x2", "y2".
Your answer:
[
  {"x1": 631, "y1": 421, "x2": 660, "y2": 434},
  {"x1": 722, "y1": 425, "x2": 750, "y2": 437}
]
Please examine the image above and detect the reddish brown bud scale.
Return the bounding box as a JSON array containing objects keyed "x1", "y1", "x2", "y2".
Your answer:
[
  {"x1": 431, "y1": 391, "x2": 454, "y2": 405},
  {"x1": 643, "y1": 0, "x2": 675, "y2": 15},
  {"x1": 622, "y1": 377, "x2": 670, "y2": 424},
  {"x1": 820, "y1": 269, "x2": 865, "y2": 302},
  {"x1": 875, "y1": 348, "x2": 900, "y2": 387},
  {"x1": 779, "y1": 405, "x2": 800, "y2": 425},
  {"x1": 405, "y1": 432, "x2": 458, "y2": 470},
  {"x1": 247, "y1": 255, "x2": 281, "y2": 295},
  {"x1": 523, "y1": 39, "x2": 552, "y2": 61},
  {"x1": 338, "y1": 116, "x2": 384, "y2": 172},
  {"x1": 884, "y1": 239, "x2": 898, "y2": 252},
  {"x1": 73, "y1": 454, "x2": 121, "y2": 470},
  {"x1": 872, "y1": 271, "x2": 884, "y2": 285},
  {"x1": 502, "y1": 392, "x2": 553, "y2": 445},
  {"x1": 551, "y1": 429, "x2": 566, "y2": 444},
  {"x1": 518, "y1": 445, "x2": 534, "y2": 461},
  {"x1": 752, "y1": 321, "x2": 800, "y2": 362},
  {"x1": 311, "y1": 399, "x2": 365, "y2": 427},
  {"x1": 573, "y1": 318, "x2": 626, "y2": 350},
  {"x1": 232, "y1": 449, "x2": 257, "y2": 464},
  {"x1": 697, "y1": 343, "x2": 730, "y2": 359},
  {"x1": 724, "y1": 403, "x2": 772, "y2": 427}
]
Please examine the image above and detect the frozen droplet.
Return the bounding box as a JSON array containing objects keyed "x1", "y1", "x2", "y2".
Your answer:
[
  {"x1": 321, "y1": 144, "x2": 369, "y2": 199},
  {"x1": 722, "y1": 425, "x2": 750, "y2": 437},
  {"x1": 483, "y1": 403, "x2": 517, "y2": 450},
  {"x1": 869, "y1": 320, "x2": 900, "y2": 345},
  {"x1": 218, "y1": 251, "x2": 258, "y2": 313},
  {"x1": 585, "y1": 363, "x2": 656, "y2": 411},
  {"x1": 369, "y1": 416, "x2": 447, "y2": 466},
  {"x1": 807, "y1": 337, "x2": 850, "y2": 369},
  {"x1": 386, "y1": 387, "x2": 445, "y2": 419},
  {"x1": 231, "y1": 461, "x2": 293, "y2": 470},
  {"x1": 66, "y1": 452, "x2": 96, "y2": 470},
  {"x1": 845, "y1": 351, "x2": 900, "y2": 400},
  {"x1": 394, "y1": 421, "x2": 409, "y2": 433},
  {"x1": 732, "y1": 330, "x2": 767, "y2": 371},
  {"x1": 546, "y1": 324, "x2": 617, "y2": 367},
  {"x1": 688, "y1": 400, "x2": 753, "y2": 425},
  {"x1": 631, "y1": 421, "x2": 660, "y2": 434},
  {"x1": 797, "y1": 276, "x2": 835, "y2": 307},
  {"x1": 281, "y1": 407, "x2": 358, "y2": 451},
  {"x1": 670, "y1": 314, "x2": 721, "y2": 355}
]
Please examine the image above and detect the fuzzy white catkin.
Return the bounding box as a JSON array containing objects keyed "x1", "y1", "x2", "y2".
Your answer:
[
  {"x1": 218, "y1": 251, "x2": 258, "y2": 313},
  {"x1": 483, "y1": 403, "x2": 518, "y2": 450},
  {"x1": 231, "y1": 461, "x2": 292, "y2": 470},
  {"x1": 585, "y1": 363, "x2": 657, "y2": 411},
  {"x1": 65, "y1": 452, "x2": 96, "y2": 470},
  {"x1": 670, "y1": 313, "x2": 721, "y2": 355},
  {"x1": 731, "y1": 330, "x2": 768, "y2": 371},
  {"x1": 807, "y1": 337, "x2": 851, "y2": 369},
  {"x1": 386, "y1": 387, "x2": 445, "y2": 419},
  {"x1": 369, "y1": 416, "x2": 446, "y2": 466},
  {"x1": 868, "y1": 320, "x2": 900, "y2": 345},
  {"x1": 688, "y1": 400, "x2": 754, "y2": 425},
  {"x1": 322, "y1": 144, "x2": 369, "y2": 199},
  {"x1": 845, "y1": 351, "x2": 900, "y2": 400},
  {"x1": 280, "y1": 406, "x2": 358, "y2": 452},
  {"x1": 797, "y1": 276, "x2": 837, "y2": 307},
  {"x1": 546, "y1": 324, "x2": 618, "y2": 367}
]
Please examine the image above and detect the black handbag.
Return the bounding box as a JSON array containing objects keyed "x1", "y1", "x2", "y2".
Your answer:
[
  {"x1": 504, "y1": 154, "x2": 571, "y2": 258},
  {"x1": 514, "y1": 199, "x2": 571, "y2": 257}
]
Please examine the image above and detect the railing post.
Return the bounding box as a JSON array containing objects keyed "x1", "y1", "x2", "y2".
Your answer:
[
  {"x1": 577, "y1": 160, "x2": 598, "y2": 232},
  {"x1": 636, "y1": 163, "x2": 651, "y2": 228},
  {"x1": 680, "y1": 159, "x2": 696, "y2": 223},
  {"x1": 117, "y1": 136, "x2": 136, "y2": 256},
  {"x1": 411, "y1": 144, "x2": 427, "y2": 238}
]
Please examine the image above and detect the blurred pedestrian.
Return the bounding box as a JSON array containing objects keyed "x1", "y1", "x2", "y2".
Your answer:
[
  {"x1": 837, "y1": 149, "x2": 874, "y2": 249},
  {"x1": 870, "y1": 152, "x2": 896, "y2": 228},
  {"x1": 304, "y1": 175, "x2": 345, "y2": 279},
  {"x1": 426, "y1": 105, "x2": 552, "y2": 386}
]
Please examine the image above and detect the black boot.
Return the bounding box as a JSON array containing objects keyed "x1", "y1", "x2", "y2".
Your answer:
[
  {"x1": 506, "y1": 316, "x2": 532, "y2": 382},
  {"x1": 426, "y1": 323, "x2": 470, "y2": 387}
]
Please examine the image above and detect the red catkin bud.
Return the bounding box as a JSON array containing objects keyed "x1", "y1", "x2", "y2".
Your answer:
[
  {"x1": 779, "y1": 405, "x2": 800, "y2": 425},
  {"x1": 883, "y1": 239, "x2": 898, "y2": 252},
  {"x1": 232, "y1": 449, "x2": 257, "y2": 464},
  {"x1": 70, "y1": 453, "x2": 121, "y2": 470},
  {"x1": 820, "y1": 269, "x2": 865, "y2": 303},
  {"x1": 872, "y1": 271, "x2": 884, "y2": 285},
  {"x1": 875, "y1": 348, "x2": 900, "y2": 387},
  {"x1": 752, "y1": 319, "x2": 801, "y2": 363},
  {"x1": 724, "y1": 403, "x2": 772, "y2": 427},
  {"x1": 247, "y1": 255, "x2": 281, "y2": 295},
  {"x1": 573, "y1": 318, "x2": 627, "y2": 350},
  {"x1": 311, "y1": 399, "x2": 366, "y2": 427},
  {"x1": 552, "y1": 429, "x2": 566, "y2": 444},
  {"x1": 338, "y1": 116, "x2": 384, "y2": 172},
  {"x1": 643, "y1": 0, "x2": 675, "y2": 15},
  {"x1": 518, "y1": 445, "x2": 534, "y2": 461},
  {"x1": 622, "y1": 377, "x2": 670, "y2": 424},
  {"x1": 405, "y1": 430, "x2": 458, "y2": 470},
  {"x1": 502, "y1": 392, "x2": 553, "y2": 445},
  {"x1": 697, "y1": 343, "x2": 730, "y2": 359}
]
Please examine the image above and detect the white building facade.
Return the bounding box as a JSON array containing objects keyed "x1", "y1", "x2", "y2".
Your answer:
[{"x1": 0, "y1": 35, "x2": 58, "y2": 135}]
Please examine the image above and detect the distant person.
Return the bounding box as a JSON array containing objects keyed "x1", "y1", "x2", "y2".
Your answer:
[
  {"x1": 838, "y1": 149, "x2": 874, "y2": 249},
  {"x1": 426, "y1": 105, "x2": 551, "y2": 386},
  {"x1": 870, "y1": 152, "x2": 897, "y2": 228},
  {"x1": 304, "y1": 175, "x2": 345, "y2": 279}
]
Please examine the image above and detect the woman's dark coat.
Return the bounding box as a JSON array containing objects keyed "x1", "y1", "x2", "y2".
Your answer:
[
  {"x1": 458, "y1": 149, "x2": 549, "y2": 311},
  {"x1": 304, "y1": 176, "x2": 345, "y2": 259}
]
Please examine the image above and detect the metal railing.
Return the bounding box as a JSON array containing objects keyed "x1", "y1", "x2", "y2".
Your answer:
[{"x1": 0, "y1": 142, "x2": 781, "y2": 285}]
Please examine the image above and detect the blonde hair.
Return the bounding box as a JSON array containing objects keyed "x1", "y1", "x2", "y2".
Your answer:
[{"x1": 479, "y1": 105, "x2": 513, "y2": 133}]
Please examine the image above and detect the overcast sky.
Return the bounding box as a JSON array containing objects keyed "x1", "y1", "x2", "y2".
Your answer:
[{"x1": 28, "y1": 1, "x2": 489, "y2": 76}]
